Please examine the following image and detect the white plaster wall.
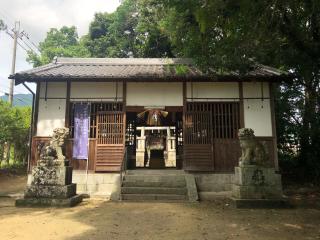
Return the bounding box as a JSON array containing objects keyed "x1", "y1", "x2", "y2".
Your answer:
[
  {"x1": 37, "y1": 99, "x2": 66, "y2": 136},
  {"x1": 127, "y1": 82, "x2": 183, "y2": 106},
  {"x1": 186, "y1": 82, "x2": 239, "y2": 100},
  {"x1": 71, "y1": 82, "x2": 123, "y2": 100},
  {"x1": 37, "y1": 82, "x2": 67, "y2": 136},
  {"x1": 39, "y1": 82, "x2": 67, "y2": 98},
  {"x1": 243, "y1": 82, "x2": 272, "y2": 136}
]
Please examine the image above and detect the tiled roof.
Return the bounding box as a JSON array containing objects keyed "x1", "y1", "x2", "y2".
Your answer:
[{"x1": 12, "y1": 57, "x2": 292, "y2": 84}]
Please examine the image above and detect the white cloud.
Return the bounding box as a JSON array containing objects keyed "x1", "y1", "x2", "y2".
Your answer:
[{"x1": 0, "y1": 0, "x2": 121, "y2": 93}]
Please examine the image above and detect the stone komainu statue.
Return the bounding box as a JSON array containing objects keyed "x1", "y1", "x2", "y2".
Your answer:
[
  {"x1": 238, "y1": 128, "x2": 269, "y2": 167},
  {"x1": 39, "y1": 127, "x2": 69, "y2": 162}
]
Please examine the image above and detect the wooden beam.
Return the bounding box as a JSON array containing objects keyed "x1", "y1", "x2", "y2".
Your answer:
[
  {"x1": 33, "y1": 82, "x2": 40, "y2": 136},
  {"x1": 239, "y1": 82, "x2": 245, "y2": 128},
  {"x1": 183, "y1": 82, "x2": 187, "y2": 112},
  {"x1": 269, "y1": 82, "x2": 279, "y2": 171},
  {"x1": 65, "y1": 80, "x2": 71, "y2": 128},
  {"x1": 122, "y1": 81, "x2": 127, "y2": 112},
  {"x1": 182, "y1": 81, "x2": 187, "y2": 170},
  {"x1": 165, "y1": 106, "x2": 183, "y2": 112},
  {"x1": 126, "y1": 106, "x2": 145, "y2": 112},
  {"x1": 122, "y1": 81, "x2": 127, "y2": 149}
]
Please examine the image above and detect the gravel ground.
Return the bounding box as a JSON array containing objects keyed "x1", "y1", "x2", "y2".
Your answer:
[{"x1": 0, "y1": 173, "x2": 319, "y2": 240}]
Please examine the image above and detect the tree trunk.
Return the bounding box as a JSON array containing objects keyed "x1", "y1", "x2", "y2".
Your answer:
[
  {"x1": 5, "y1": 142, "x2": 11, "y2": 166},
  {"x1": 299, "y1": 76, "x2": 318, "y2": 180}
]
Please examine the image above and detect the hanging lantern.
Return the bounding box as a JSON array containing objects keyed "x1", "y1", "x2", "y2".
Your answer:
[{"x1": 137, "y1": 109, "x2": 168, "y2": 126}]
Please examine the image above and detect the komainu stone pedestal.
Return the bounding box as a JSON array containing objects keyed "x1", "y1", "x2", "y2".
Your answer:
[
  {"x1": 16, "y1": 127, "x2": 82, "y2": 207},
  {"x1": 231, "y1": 166, "x2": 287, "y2": 208},
  {"x1": 16, "y1": 160, "x2": 82, "y2": 207}
]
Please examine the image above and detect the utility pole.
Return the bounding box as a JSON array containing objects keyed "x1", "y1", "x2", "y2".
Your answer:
[{"x1": 9, "y1": 21, "x2": 20, "y2": 106}]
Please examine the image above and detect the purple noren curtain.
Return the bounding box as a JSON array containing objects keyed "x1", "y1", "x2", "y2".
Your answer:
[{"x1": 72, "y1": 103, "x2": 89, "y2": 159}]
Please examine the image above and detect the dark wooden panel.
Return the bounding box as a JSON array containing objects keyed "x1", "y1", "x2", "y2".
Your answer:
[
  {"x1": 67, "y1": 139, "x2": 96, "y2": 171},
  {"x1": 96, "y1": 112, "x2": 124, "y2": 145},
  {"x1": 95, "y1": 145, "x2": 124, "y2": 172},
  {"x1": 184, "y1": 109, "x2": 213, "y2": 171},
  {"x1": 184, "y1": 144, "x2": 213, "y2": 171},
  {"x1": 69, "y1": 102, "x2": 123, "y2": 138},
  {"x1": 214, "y1": 139, "x2": 240, "y2": 172},
  {"x1": 95, "y1": 111, "x2": 125, "y2": 172},
  {"x1": 213, "y1": 137, "x2": 275, "y2": 172},
  {"x1": 30, "y1": 137, "x2": 96, "y2": 171}
]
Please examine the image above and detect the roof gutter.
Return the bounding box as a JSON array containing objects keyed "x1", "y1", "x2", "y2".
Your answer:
[{"x1": 22, "y1": 82, "x2": 35, "y2": 172}]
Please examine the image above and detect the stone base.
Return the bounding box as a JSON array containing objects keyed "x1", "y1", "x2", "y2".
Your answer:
[
  {"x1": 31, "y1": 165, "x2": 73, "y2": 186},
  {"x1": 24, "y1": 184, "x2": 76, "y2": 198},
  {"x1": 136, "y1": 151, "x2": 145, "y2": 167},
  {"x1": 230, "y1": 197, "x2": 290, "y2": 208},
  {"x1": 15, "y1": 194, "x2": 83, "y2": 207},
  {"x1": 165, "y1": 151, "x2": 176, "y2": 167},
  {"x1": 232, "y1": 185, "x2": 283, "y2": 199},
  {"x1": 232, "y1": 166, "x2": 283, "y2": 199}
]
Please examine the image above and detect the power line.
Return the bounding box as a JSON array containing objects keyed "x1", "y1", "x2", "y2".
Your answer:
[
  {"x1": 0, "y1": 17, "x2": 40, "y2": 107},
  {"x1": 0, "y1": 90, "x2": 31, "y2": 105},
  {"x1": 19, "y1": 37, "x2": 39, "y2": 54},
  {"x1": 18, "y1": 38, "x2": 33, "y2": 52},
  {"x1": 20, "y1": 31, "x2": 41, "y2": 53},
  {"x1": 2, "y1": 18, "x2": 40, "y2": 55},
  {"x1": 0, "y1": 88, "x2": 32, "y2": 101},
  {"x1": 0, "y1": 85, "x2": 33, "y2": 100},
  {"x1": 6, "y1": 28, "x2": 37, "y2": 54},
  {"x1": 17, "y1": 39, "x2": 29, "y2": 52}
]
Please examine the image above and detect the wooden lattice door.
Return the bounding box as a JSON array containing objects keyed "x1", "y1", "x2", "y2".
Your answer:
[
  {"x1": 183, "y1": 111, "x2": 214, "y2": 171},
  {"x1": 95, "y1": 112, "x2": 125, "y2": 172}
]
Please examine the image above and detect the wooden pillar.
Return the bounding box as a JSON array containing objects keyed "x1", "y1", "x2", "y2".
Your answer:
[
  {"x1": 123, "y1": 81, "x2": 127, "y2": 144},
  {"x1": 238, "y1": 82, "x2": 245, "y2": 128},
  {"x1": 65, "y1": 80, "x2": 71, "y2": 128},
  {"x1": 269, "y1": 82, "x2": 279, "y2": 171},
  {"x1": 182, "y1": 81, "x2": 186, "y2": 170},
  {"x1": 122, "y1": 81, "x2": 127, "y2": 111},
  {"x1": 33, "y1": 82, "x2": 40, "y2": 136}
]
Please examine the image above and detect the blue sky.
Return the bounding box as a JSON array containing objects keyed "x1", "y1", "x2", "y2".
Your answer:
[{"x1": 0, "y1": 0, "x2": 120, "y2": 95}]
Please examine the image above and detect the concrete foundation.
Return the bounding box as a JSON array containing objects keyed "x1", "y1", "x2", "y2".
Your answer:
[
  {"x1": 194, "y1": 174, "x2": 234, "y2": 201},
  {"x1": 231, "y1": 166, "x2": 287, "y2": 208},
  {"x1": 27, "y1": 171, "x2": 120, "y2": 199},
  {"x1": 16, "y1": 195, "x2": 83, "y2": 207},
  {"x1": 25, "y1": 171, "x2": 244, "y2": 201}
]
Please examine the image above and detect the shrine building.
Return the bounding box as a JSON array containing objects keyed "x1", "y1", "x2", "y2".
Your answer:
[{"x1": 11, "y1": 57, "x2": 291, "y2": 200}]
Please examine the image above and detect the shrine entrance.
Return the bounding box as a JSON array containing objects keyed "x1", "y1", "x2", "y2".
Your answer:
[
  {"x1": 125, "y1": 109, "x2": 183, "y2": 169},
  {"x1": 135, "y1": 126, "x2": 176, "y2": 168}
]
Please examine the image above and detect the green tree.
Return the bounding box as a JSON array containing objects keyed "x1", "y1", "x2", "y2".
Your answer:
[
  {"x1": 27, "y1": 26, "x2": 90, "y2": 67},
  {"x1": 0, "y1": 101, "x2": 31, "y2": 166},
  {"x1": 156, "y1": 0, "x2": 320, "y2": 181},
  {"x1": 84, "y1": 0, "x2": 174, "y2": 58}
]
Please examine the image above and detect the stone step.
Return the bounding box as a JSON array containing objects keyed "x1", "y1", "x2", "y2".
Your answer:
[
  {"x1": 198, "y1": 191, "x2": 232, "y2": 201},
  {"x1": 122, "y1": 180, "x2": 186, "y2": 188},
  {"x1": 121, "y1": 193, "x2": 186, "y2": 201},
  {"x1": 126, "y1": 170, "x2": 185, "y2": 175},
  {"x1": 124, "y1": 175, "x2": 185, "y2": 183},
  {"x1": 121, "y1": 187, "x2": 187, "y2": 195}
]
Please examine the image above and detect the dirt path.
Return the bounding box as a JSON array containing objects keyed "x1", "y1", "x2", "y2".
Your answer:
[
  {"x1": 0, "y1": 172, "x2": 27, "y2": 196},
  {"x1": 0, "y1": 198, "x2": 319, "y2": 240},
  {"x1": 0, "y1": 174, "x2": 319, "y2": 240}
]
